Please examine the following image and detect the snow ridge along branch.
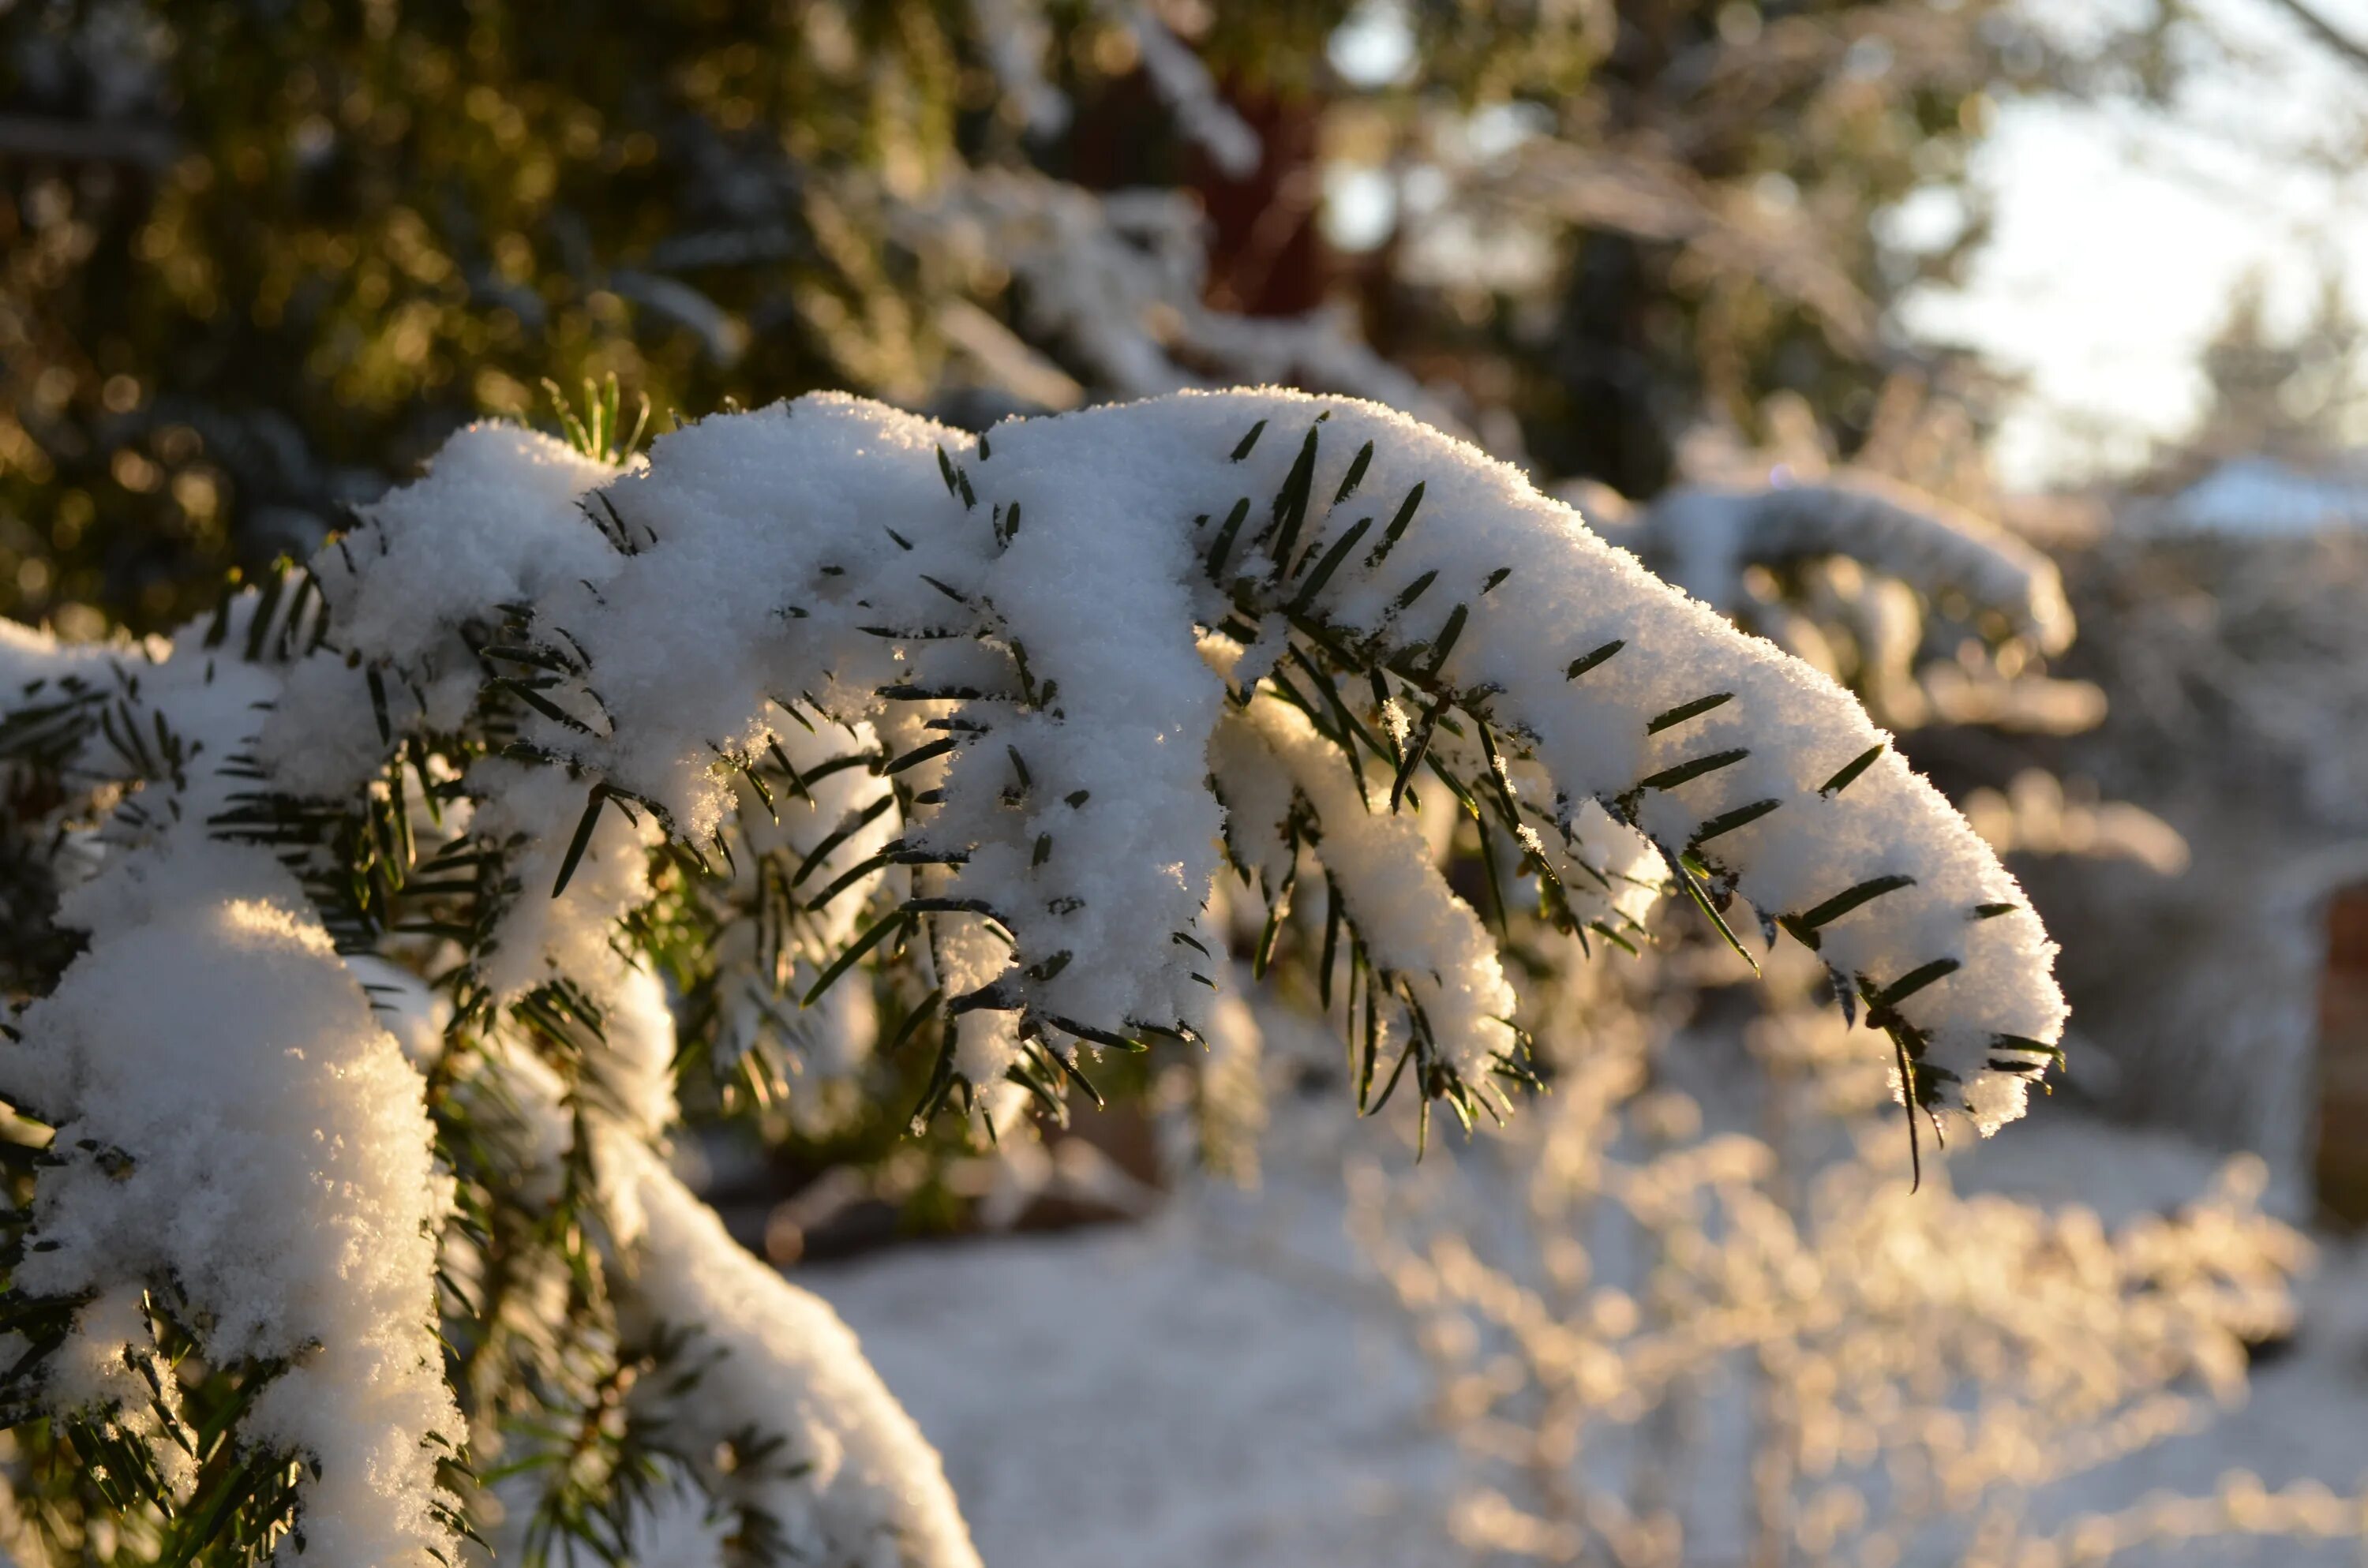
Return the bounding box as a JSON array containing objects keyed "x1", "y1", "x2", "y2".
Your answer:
[{"x1": 365, "y1": 388, "x2": 2059, "y2": 1138}]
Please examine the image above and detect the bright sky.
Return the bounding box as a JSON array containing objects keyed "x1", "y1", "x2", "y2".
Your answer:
[
  {"x1": 1900, "y1": 0, "x2": 2368, "y2": 486},
  {"x1": 1329, "y1": 0, "x2": 2368, "y2": 490}
]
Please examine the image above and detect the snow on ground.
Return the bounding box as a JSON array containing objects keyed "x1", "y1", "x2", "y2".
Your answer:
[
  {"x1": 807, "y1": 1107, "x2": 2368, "y2": 1566},
  {"x1": 2151, "y1": 456, "x2": 2368, "y2": 538},
  {"x1": 806, "y1": 1132, "x2": 1456, "y2": 1568},
  {"x1": 1950, "y1": 1117, "x2": 2368, "y2": 1517},
  {"x1": 2085, "y1": 1241, "x2": 2368, "y2": 1503}
]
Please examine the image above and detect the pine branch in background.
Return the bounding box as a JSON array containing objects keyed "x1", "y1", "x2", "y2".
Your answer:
[{"x1": 1568, "y1": 465, "x2": 2104, "y2": 736}]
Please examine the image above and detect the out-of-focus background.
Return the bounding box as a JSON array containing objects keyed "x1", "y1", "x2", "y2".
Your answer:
[{"x1": 6, "y1": 1, "x2": 2368, "y2": 1562}]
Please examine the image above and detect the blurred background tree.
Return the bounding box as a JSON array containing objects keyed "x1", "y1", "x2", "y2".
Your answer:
[{"x1": 1, "y1": 0, "x2": 2190, "y2": 633}]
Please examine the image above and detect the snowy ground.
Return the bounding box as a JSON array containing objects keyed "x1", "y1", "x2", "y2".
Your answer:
[
  {"x1": 1950, "y1": 1117, "x2": 2368, "y2": 1532},
  {"x1": 807, "y1": 1110, "x2": 2368, "y2": 1566},
  {"x1": 807, "y1": 1157, "x2": 1458, "y2": 1568}
]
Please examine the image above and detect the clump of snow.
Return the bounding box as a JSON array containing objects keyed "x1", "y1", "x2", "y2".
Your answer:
[
  {"x1": 614, "y1": 1147, "x2": 984, "y2": 1568},
  {"x1": 1961, "y1": 769, "x2": 2191, "y2": 878},
  {"x1": 1226, "y1": 694, "x2": 1518, "y2": 1087},
  {"x1": 451, "y1": 1005, "x2": 985, "y2": 1568},
  {"x1": 313, "y1": 423, "x2": 622, "y2": 664},
  {"x1": 1, "y1": 837, "x2": 459, "y2": 1567},
  {"x1": 904, "y1": 171, "x2": 1467, "y2": 434},
  {"x1": 0, "y1": 614, "x2": 141, "y2": 696},
  {"x1": 1070, "y1": 390, "x2": 2062, "y2": 1125},
  {"x1": 1109, "y1": 1, "x2": 1260, "y2": 178},
  {"x1": 1562, "y1": 469, "x2": 2091, "y2": 738},
  {"x1": 464, "y1": 756, "x2": 662, "y2": 1007},
  {"x1": 968, "y1": 0, "x2": 1068, "y2": 137},
  {"x1": 706, "y1": 718, "x2": 901, "y2": 1132}
]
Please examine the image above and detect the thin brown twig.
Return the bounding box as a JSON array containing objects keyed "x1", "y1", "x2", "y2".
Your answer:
[{"x1": 2263, "y1": 0, "x2": 2368, "y2": 74}]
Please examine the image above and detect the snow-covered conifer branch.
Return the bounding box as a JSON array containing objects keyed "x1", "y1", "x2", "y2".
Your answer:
[
  {"x1": 909, "y1": 173, "x2": 1467, "y2": 434},
  {"x1": 264, "y1": 388, "x2": 2062, "y2": 1137},
  {"x1": 0, "y1": 386, "x2": 2068, "y2": 1561},
  {"x1": 1617, "y1": 471, "x2": 2074, "y2": 657},
  {"x1": 0, "y1": 605, "x2": 465, "y2": 1566},
  {"x1": 1576, "y1": 469, "x2": 2090, "y2": 732}
]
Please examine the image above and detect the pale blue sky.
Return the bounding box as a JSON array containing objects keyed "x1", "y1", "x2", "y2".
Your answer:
[
  {"x1": 1327, "y1": 0, "x2": 2368, "y2": 489},
  {"x1": 1904, "y1": 0, "x2": 2368, "y2": 485}
]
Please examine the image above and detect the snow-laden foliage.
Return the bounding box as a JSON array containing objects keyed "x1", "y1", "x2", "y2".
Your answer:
[
  {"x1": 961, "y1": 0, "x2": 1257, "y2": 177},
  {"x1": 1573, "y1": 466, "x2": 2096, "y2": 735},
  {"x1": 1958, "y1": 769, "x2": 2190, "y2": 880},
  {"x1": 0, "y1": 388, "x2": 2064, "y2": 1562},
  {"x1": 906, "y1": 171, "x2": 1465, "y2": 435},
  {"x1": 1354, "y1": 944, "x2": 2343, "y2": 1568},
  {"x1": 1630, "y1": 475, "x2": 2072, "y2": 660}
]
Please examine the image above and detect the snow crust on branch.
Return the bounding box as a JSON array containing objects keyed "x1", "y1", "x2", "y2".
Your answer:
[
  {"x1": 1562, "y1": 466, "x2": 2093, "y2": 735},
  {"x1": 706, "y1": 718, "x2": 901, "y2": 1130},
  {"x1": 470, "y1": 1002, "x2": 981, "y2": 1568},
  {"x1": 1108, "y1": 2, "x2": 1260, "y2": 178},
  {"x1": 11, "y1": 855, "x2": 463, "y2": 1564},
  {"x1": 1218, "y1": 693, "x2": 1518, "y2": 1087},
  {"x1": 613, "y1": 1147, "x2": 983, "y2": 1568},
  {"x1": 0, "y1": 616, "x2": 462, "y2": 1566},
  {"x1": 951, "y1": 2, "x2": 1255, "y2": 174},
  {"x1": 275, "y1": 388, "x2": 2060, "y2": 1128},
  {"x1": 2, "y1": 477, "x2": 974, "y2": 1562},
  {"x1": 0, "y1": 615, "x2": 131, "y2": 693}
]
